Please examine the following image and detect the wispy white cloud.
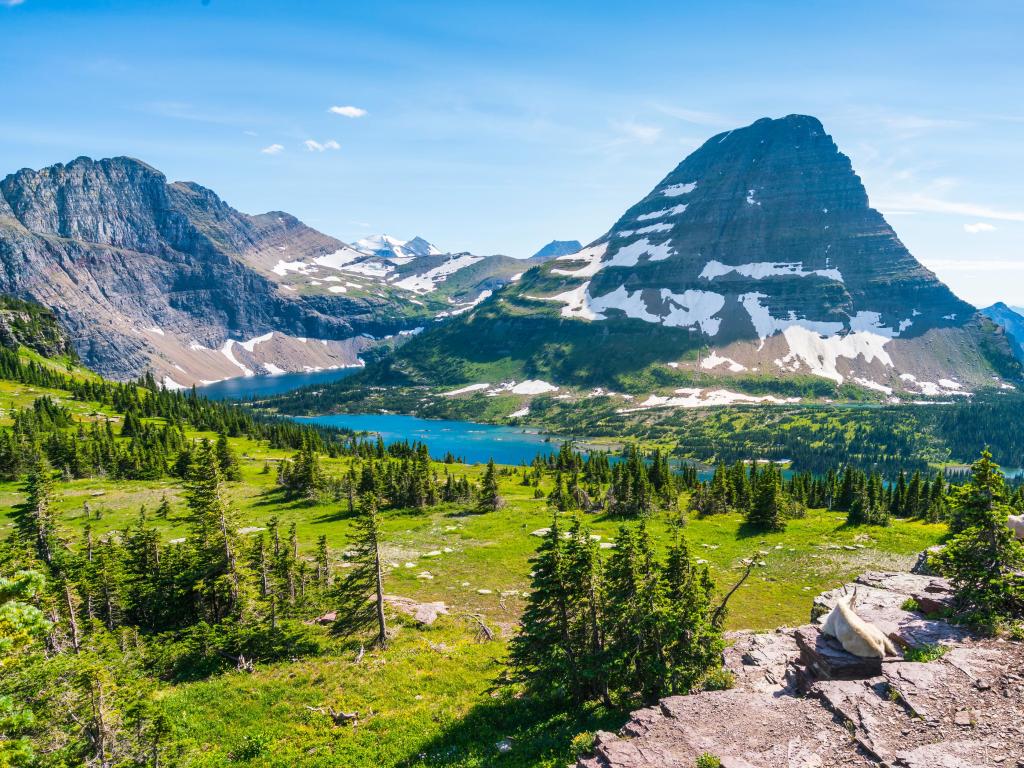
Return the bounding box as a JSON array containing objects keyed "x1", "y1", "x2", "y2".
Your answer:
[
  {"x1": 964, "y1": 222, "x2": 996, "y2": 234},
  {"x1": 260, "y1": 144, "x2": 284, "y2": 155},
  {"x1": 651, "y1": 105, "x2": 733, "y2": 128},
  {"x1": 329, "y1": 105, "x2": 367, "y2": 118},
  {"x1": 610, "y1": 120, "x2": 662, "y2": 144},
  {"x1": 922, "y1": 258, "x2": 1024, "y2": 272},
  {"x1": 878, "y1": 115, "x2": 969, "y2": 133},
  {"x1": 304, "y1": 139, "x2": 341, "y2": 152},
  {"x1": 244, "y1": 130, "x2": 258, "y2": 137},
  {"x1": 876, "y1": 194, "x2": 1024, "y2": 222},
  {"x1": 1, "y1": 0, "x2": 26, "y2": 7},
  {"x1": 840, "y1": 107, "x2": 971, "y2": 139}
]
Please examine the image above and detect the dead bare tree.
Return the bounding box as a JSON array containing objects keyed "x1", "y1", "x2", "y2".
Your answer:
[
  {"x1": 711, "y1": 557, "x2": 760, "y2": 628},
  {"x1": 460, "y1": 613, "x2": 495, "y2": 642}
]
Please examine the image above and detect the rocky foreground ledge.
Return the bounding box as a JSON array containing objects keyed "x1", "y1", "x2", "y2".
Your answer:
[{"x1": 579, "y1": 572, "x2": 1024, "y2": 768}]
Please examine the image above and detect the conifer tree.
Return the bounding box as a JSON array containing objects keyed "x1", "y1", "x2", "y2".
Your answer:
[
  {"x1": 17, "y1": 454, "x2": 57, "y2": 566},
  {"x1": 509, "y1": 514, "x2": 581, "y2": 699},
  {"x1": 937, "y1": 450, "x2": 1024, "y2": 630},
  {"x1": 477, "y1": 458, "x2": 503, "y2": 512},
  {"x1": 215, "y1": 433, "x2": 241, "y2": 482},
  {"x1": 563, "y1": 516, "x2": 609, "y2": 705},
  {"x1": 603, "y1": 521, "x2": 668, "y2": 700},
  {"x1": 315, "y1": 535, "x2": 330, "y2": 586},
  {"x1": 747, "y1": 465, "x2": 786, "y2": 532},
  {"x1": 334, "y1": 492, "x2": 388, "y2": 647},
  {"x1": 155, "y1": 494, "x2": 171, "y2": 520},
  {"x1": 184, "y1": 440, "x2": 246, "y2": 621},
  {"x1": 662, "y1": 529, "x2": 724, "y2": 693}
]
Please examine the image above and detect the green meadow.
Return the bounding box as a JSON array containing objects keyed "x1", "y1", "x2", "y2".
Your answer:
[{"x1": 0, "y1": 393, "x2": 944, "y2": 766}]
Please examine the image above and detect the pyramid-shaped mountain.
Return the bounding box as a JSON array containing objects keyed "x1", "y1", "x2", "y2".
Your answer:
[
  {"x1": 530, "y1": 114, "x2": 969, "y2": 343},
  {"x1": 376, "y1": 115, "x2": 1020, "y2": 396}
]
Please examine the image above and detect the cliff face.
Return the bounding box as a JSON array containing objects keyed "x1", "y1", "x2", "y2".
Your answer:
[{"x1": 0, "y1": 157, "x2": 415, "y2": 381}]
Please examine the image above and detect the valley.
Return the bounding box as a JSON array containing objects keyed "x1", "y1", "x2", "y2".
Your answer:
[{"x1": 0, "y1": 345, "x2": 953, "y2": 766}]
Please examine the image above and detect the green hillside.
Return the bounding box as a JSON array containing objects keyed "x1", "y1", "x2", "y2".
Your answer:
[{"x1": 0, "y1": 346, "x2": 1003, "y2": 767}]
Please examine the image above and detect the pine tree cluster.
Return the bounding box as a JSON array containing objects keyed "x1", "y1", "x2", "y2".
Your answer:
[{"x1": 510, "y1": 515, "x2": 724, "y2": 706}]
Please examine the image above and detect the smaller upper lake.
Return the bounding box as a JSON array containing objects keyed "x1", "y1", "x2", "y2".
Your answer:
[
  {"x1": 295, "y1": 413, "x2": 563, "y2": 465},
  {"x1": 195, "y1": 368, "x2": 361, "y2": 401}
]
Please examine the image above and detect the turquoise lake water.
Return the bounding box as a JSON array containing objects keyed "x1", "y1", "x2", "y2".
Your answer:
[
  {"x1": 295, "y1": 413, "x2": 562, "y2": 465},
  {"x1": 194, "y1": 368, "x2": 361, "y2": 401}
]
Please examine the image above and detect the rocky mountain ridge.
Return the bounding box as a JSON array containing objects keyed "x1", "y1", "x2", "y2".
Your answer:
[{"x1": 0, "y1": 156, "x2": 536, "y2": 385}]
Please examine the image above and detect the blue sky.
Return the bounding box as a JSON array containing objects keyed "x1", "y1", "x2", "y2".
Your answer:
[{"x1": 1, "y1": 0, "x2": 1022, "y2": 306}]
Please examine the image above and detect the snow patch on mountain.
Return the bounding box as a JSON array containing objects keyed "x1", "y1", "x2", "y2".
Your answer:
[
  {"x1": 509, "y1": 380, "x2": 558, "y2": 395},
  {"x1": 394, "y1": 254, "x2": 484, "y2": 293},
  {"x1": 899, "y1": 373, "x2": 972, "y2": 397},
  {"x1": 442, "y1": 383, "x2": 490, "y2": 396},
  {"x1": 435, "y1": 289, "x2": 492, "y2": 318},
  {"x1": 616, "y1": 222, "x2": 673, "y2": 238},
  {"x1": 700, "y1": 260, "x2": 843, "y2": 282},
  {"x1": 341, "y1": 261, "x2": 394, "y2": 279},
  {"x1": 637, "y1": 203, "x2": 688, "y2": 221},
  {"x1": 443, "y1": 380, "x2": 558, "y2": 397},
  {"x1": 659, "y1": 290, "x2": 726, "y2": 333},
  {"x1": 313, "y1": 248, "x2": 364, "y2": 271},
  {"x1": 776, "y1": 325, "x2": 894, "y2": 385},
  {"x1": 604, "y1": 237, "x2": 674, "y2": 269},
  {"x1": 239, "y1": 332, "x2": 274, "y2": 352},
  {"x1": 739, "y1": 292, "x2": 845, "y2": 341},
  {"x1": 535, "y1": 282, "x2": 724, "y2": 334},
  {"x1": 550, "y1": 243, "x2": 609, "y2": 278},
  {"x1": 662, "y1": 182, "x2": 698, "y2": 197},
  {"x1": 620, "y1": 388, "x2": 799, "y2": 412},
  {"x1": 852, "y1": 376, "x2": 893, "y2": 395},
  {"x1": 701, "y1": 352, "x2": 747, "y2": 373},
  {"x1": 220, "y1": 340, "x2": 255, "y2": 377},
  {"x1": 272, "y1": 259, "x2": 314, "y2": 276}
]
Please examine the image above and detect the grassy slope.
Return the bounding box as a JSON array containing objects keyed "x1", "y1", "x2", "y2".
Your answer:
[{"x1": 0, "y1": 362, "x2": 945, "y2": 767}]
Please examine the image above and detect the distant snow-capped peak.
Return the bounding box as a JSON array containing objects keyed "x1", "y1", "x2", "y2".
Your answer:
[{"x1": 354, "y1": 234, "x2": 442, "y2": 262}]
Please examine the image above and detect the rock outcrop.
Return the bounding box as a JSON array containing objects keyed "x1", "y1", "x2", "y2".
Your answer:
[
  {"x1": 579, "y1": 571, "x2": 1024, "y2": 768},
  {"x1": 0, "y1": 295, "x2": 77, "y2": 360}
]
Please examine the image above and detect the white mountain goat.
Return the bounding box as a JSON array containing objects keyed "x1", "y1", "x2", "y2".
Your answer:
[
  {"x1": 1008, "y1": 514, "x2": 1024, "y2": 541},
  {"x1": 821, "y1": 590, "x2": 898, "y2": 658}
]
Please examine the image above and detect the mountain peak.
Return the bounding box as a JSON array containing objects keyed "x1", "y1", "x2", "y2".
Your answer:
[
  {"x1": 389, "y1": 114, "x2": 1009, "y2": 397},
  {"x1": 355, "y1": 233, "x2": 442, "y2": 261},
  {"x1": 531, "y1": 240, "x2": 582, "y2": 260}
]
